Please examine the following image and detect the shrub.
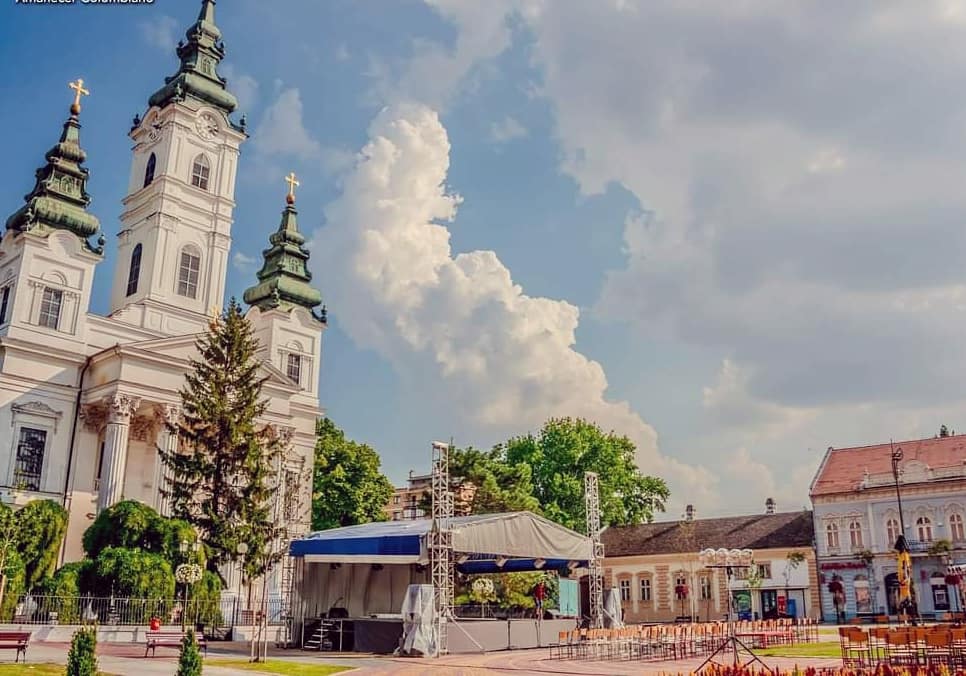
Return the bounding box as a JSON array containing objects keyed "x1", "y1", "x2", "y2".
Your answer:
[
  {"x1": 91, "y1": 547, "x2": 175, "y2": 600},
  {"x1": 176, "y1": 629, "x2": 203, "y2": 676},
  {"x1": 16, "y1": 499, "x2": 69, "y2": 591},
  {"x1": 0, "y1": 550, "x2": 26, "y2": 621},
  {"x1": 66, "y1": 626, "x2": 98, "y2": 676}
]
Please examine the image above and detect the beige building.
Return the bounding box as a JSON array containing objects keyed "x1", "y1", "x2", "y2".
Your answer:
[
  {"x1": 384, "y1": 470, "x2": 476, "y2": 521},
  {"x1": 601, "y1": 507, "x2": 820, "y2": 623}
]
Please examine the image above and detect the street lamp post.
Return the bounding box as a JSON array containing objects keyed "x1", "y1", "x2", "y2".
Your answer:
[
  {"x1": 235, "y1": 542, "x2": 249, "y2": 628},
  {"x1": 891, "y1": 444, "x2": 906, "y2": 539}
]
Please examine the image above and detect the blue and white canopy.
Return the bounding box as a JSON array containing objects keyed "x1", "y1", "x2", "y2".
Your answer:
[{"x1": 290, "y1": 511, "x2": 592, "y2": 573}]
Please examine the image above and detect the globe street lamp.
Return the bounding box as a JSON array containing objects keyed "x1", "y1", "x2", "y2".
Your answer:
[{"x1": 236, "y1": 542, "x2": 249, "y2": 627}]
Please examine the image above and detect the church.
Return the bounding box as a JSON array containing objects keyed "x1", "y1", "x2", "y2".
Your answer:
[{"x1": 0, "y1": 0, "x2": 324, "y2": 595}]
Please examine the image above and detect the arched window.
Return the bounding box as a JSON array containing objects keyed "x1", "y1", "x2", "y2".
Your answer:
[
  {"x1": 826, "y1": 522, "x2": 840, "y2": 550},
  {"x1": 143, "y1": 153, "x2": 156, "y2": 188},
  {"x1": 849, "y1": 521, "x2": 863, "y2": 548},
  {"x1": 177, "y1": 248, "x2": 201, "y2": 298},
  {"x1": 917, "y1": 516, "x2": 933, "y2": 542},
  {"x1": 887, "y1": 518, "x2": 901, "y2": 546},
  {"x1": 126, "y1": 244, "x2": 142, "y2": 297},
  {"x1": 190, "y1": 154, "x2": 210, "y2": 191},
  {"x1": 951, "y1": 513, "x2": 965, "y2": 541}
]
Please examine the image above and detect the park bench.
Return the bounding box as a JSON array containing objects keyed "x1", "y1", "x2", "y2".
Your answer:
[
  {"x1": 0, "y1": 631, "x2": 30, "y2": 663},
  {"x1": 144, "y1": 630, "x2": 207, "y2": 657}
]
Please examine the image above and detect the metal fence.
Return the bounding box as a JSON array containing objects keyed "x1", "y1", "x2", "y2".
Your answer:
[{"x1": 8, "y1": 595, "x2": 288, "y2": 627}]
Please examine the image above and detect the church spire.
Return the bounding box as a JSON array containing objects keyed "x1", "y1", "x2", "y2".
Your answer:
[
  {"x1": 243, "y1": 173, "x2": 323, "y2": 317},
  {"x1": 147, "y1": 0, "x2": 238, "y2": 115},
  {"x1": 5, "y1": 79, "x2": 103, "y2": 254}
]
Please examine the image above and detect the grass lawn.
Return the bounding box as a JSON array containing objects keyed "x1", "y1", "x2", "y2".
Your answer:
[
  {"x1": 0, "y1": 666, "x2": 117, "y2": 676},
  {"x1": 208, "y1": 659, "x2": 351, "y2": 675},
  {"x1": 758, "y1": 642, "x2": 842, "y2": 658}
]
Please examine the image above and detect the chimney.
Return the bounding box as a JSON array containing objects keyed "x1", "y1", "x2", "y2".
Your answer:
[
  {"x1": 765, "y1": 497, "x2": 776, "y2": 514},
  {"x1": 685, "y1": 504, "x2": 695, "y2": 522}
]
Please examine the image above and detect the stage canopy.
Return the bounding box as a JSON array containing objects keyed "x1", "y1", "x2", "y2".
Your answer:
[{"x1": 290, "y1": 511, "x2": 593, "y2": 573}]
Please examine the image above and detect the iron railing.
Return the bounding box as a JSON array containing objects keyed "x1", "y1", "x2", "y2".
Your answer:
[{"x1": 8, "y1": 595, "x2": 289, "y2": 627}]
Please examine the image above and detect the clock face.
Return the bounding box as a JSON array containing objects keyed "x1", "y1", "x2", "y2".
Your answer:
[{"x1": 196, "y1": 113, "x2": 219, "y2": 140}]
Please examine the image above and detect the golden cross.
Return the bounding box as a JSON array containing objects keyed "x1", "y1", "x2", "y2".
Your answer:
[
  {"x1": 68, "y1": 78, "x2": 90, "y2": 112},
  {"x1": 285, "y1": 172, "x2": 300, "y2": 203}
]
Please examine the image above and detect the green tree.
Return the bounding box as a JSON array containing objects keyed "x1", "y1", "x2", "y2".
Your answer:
[
  {"x1": 90, "y1": 547, "x2": 175, "y2": 599},
  {"x1": 0, "y1": 503, "x2": 18, "y2": 613},
  {"x1": 176, "y1": 630, "x2": 203, "y2": 676},
  {"x1": 312, "y1": 418, "x2": 394, "y2": 530},
  {"x1": 162, "y1": 299, "x2": 286, "y2": 580},
  {"x1": 66, "y1": 626, "x2": 98, "y2": 676},
  {"x1": 15, "y1": 499, "x2": 69, "y2": 591},
  {"x1": 503, "y1": 417, "x2": 669, "y2": 530},
  {"x1": 83, "y1": 500, "x2": 201, "y2": 566},
  {"x1": 448, "y1": 446, "x2": 540, "y2": 514}
]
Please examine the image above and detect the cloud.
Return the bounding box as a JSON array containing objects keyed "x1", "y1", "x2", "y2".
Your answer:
[
  {"x1": 139, "y1": 16, "x2": 179, "y2": 53},
  {"x1": 489, "y1": 116, "x2": 528, "y2": 144},
  {"x1": 220, "y1": 64, "x2": 259, "y2": 112},
  {"x1": 312, "y1": 103, "x2": 715, "y2": 512},
  {"x1": 252, "y1": 88, "x2": 321, "y2": 160},
  {"x1": 232, "y1": 251, "x2": 257, "y2": 272}
]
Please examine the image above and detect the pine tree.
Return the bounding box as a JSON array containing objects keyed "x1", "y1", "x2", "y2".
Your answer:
[
  {"x1": 176, "y1": 629, "x2": 203, "y2": 676},
  {"x1": 162, "y1": 298, "x2": 285, "y2": 580},
  {"x1": 66, "y1": 626, "x2": 98, "y2": 676}
]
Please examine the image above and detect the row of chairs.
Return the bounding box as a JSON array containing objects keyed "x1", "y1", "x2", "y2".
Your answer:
[
  {"x1": 840, "y1": 626, "x2": 966, "y2": 668},
  {"x1": 550, "y1": 618, "x2": 819, "y2": 662}
]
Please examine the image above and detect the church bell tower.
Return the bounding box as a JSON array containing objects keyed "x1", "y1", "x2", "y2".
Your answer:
[{"x1": 109, "y1": 0, "x2": 247, "y2": 335}]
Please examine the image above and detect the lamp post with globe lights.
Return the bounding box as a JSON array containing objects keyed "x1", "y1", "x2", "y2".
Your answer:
[
  {"x1": 696, "y1": 547, "x2": 770, "y2": 672},
  {"x1": 236, "y1": 542, "x2": 249, "y2": 628}
]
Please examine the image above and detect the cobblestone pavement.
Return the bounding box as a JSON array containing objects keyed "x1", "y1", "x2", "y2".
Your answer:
[{"x1": 10, "y1": 641, "x2": 842, "y2": 675}]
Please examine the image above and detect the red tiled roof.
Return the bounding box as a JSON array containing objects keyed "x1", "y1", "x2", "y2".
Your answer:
[{"x1": 810, "y1": 434, "x2": 966, "y2": 497}]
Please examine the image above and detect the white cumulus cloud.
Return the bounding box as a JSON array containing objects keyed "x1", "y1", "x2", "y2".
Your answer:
[
  {"x1": 252, "y1": 88, "x2": 320, "y2": 160},
  {"x1": 139, "y1": 16, "x2": 179, "y2": 53},
  {"x1": 312, "y1": 103, "x2": 715, "y2": 512},
  {"x1": 489, "y1": 116, "x2": 528, "y2": 144}
]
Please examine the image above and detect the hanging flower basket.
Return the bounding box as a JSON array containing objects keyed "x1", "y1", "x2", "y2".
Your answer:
[
  {"x1": 946, "y1": 573, "x2": 961, "y2": 585},
  {"x1": 827, "y1": 579, "x2": 844, "y2": 594},
  {"x1": 175, "y1": 563, "x2": 203, "y2": 585},
  {"x1": 675, "y1": 583, "x2": 689, "y2": 599}
]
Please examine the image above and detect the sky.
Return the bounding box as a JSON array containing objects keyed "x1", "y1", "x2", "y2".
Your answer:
[{"x1": 3, "y1": 0, "x2": 966, "y2": 519}]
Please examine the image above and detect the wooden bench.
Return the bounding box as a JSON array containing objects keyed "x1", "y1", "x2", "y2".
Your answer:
[
  {"x1": 145, "y1": 631, "x2": 207, "y2": 657},
  {"x1": 0, "y1": 631, "x2": 30, "y2": 663}
]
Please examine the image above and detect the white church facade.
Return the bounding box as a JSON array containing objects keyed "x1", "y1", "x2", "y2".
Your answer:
[{"x1": 0, "y1": 0, "x2": 324, "y2": 589}]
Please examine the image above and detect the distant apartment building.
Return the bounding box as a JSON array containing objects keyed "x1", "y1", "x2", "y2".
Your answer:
[
  {"x1": 384, "y1": 470, "x2": 476, "y2": 521},
  {"x1": 810, "y1": 434, "x2": 966, "y2": 621}
]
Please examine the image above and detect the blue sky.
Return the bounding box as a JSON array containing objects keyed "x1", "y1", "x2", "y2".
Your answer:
[{"x1": 5, "y1": 0, "x2": 966, "y2": 518}]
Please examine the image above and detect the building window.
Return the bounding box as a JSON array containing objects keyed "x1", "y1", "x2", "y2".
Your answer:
[
  {"x1": 13, "y1": 427, "x2": 46, "y2": 491},
  {"x1": 699, "y1": 576, "x2": 713, "y2": 600},
  {"x1": 286, "y1": 353, "x2": 302, "y2": 385},
  {"x1": 640, "y1": 577, "x2": 651, "y2": 602},
  {"x1": 887, "y1": 518, "x2": 901, "y2": 546},
  {"x1": 38, "y1": 288, "x2": 63, "y2": 330},
  {"x1": 177, "y1": 251, "x2": 200, "y2": 298},
  {"x1": 0, "y1": 285, "x2": 10, "y2": 325},
  {"x1": 756, "y1": 563, "x2": 772, "y2": 579},
  {"x1": 849, "y1": 521, "x2": 863, "y2": 549},
  {"x1": 950, "y1": 513, "x2": 965, "y2": 542},
  {"x1": 917, "y1": 516, "x2": 933, "y2": 542},
  {"x1": 618, "y1": 578, "x2": 631, "y2": 602},
  {"x1": 393, "y1": 495, "x2": 400, "y2": 505},
  {"x1": 144, "y1": 153, "x2": 156, "y2": 188},
  {"x1": 932, "y1": 574, "x2": 950, "y2": 611},
  {"x1": 190, "y1": 155, "x2": 210, "y2": 191},
  {"x1": 826, "y1": 522, "x2": 840, "y2": 550},
  {"x1": 126, "y1": 244, "x2": 142, "y2": 297}
]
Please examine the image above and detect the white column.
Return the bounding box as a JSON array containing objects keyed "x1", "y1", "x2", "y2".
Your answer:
[
  {"x1": 97, "y1": 393, "x2": 140, "y2": 512},
  {"x1": 154, "y1": 404, "x2": 180, "y2": 516}
]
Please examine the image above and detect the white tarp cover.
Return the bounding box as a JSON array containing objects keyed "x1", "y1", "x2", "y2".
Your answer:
[
  {"x1": 397, "y1": 584, "x2": 436, "y2": 656},
  {"x1": 604, "y1": 588, "x2": 624, "y2": 628}
]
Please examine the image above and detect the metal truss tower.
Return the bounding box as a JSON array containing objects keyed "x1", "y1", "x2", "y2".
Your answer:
[
  {"x1": 584, "y1": 471, "x2": 605, "y2": 629},
  {"x1": 430, "y1": 440, "x2": 454, "y2": 656}
]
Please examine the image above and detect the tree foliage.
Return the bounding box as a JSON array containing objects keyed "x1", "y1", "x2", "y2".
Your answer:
[
  {"x1": 503, "y1": 417, "x2": 669, "y2": 531},
  {"x1": 16, "y1": 499, "x2": 69, "y2": 592},
  {"x1": 312, "y1": 417, "x2": 394, "y2": 530},
  {"x1": 448, "y1": 446, "x2": 540, "y2": 515},
  {"x1": 162, "y1": 299, "x2": 286, "y2": 580},
  {"x1": 83, "y1": 500, "x2": 200, "y2": 566},
  {"x1": 90, "y1": 547, "x2": 175, "y2": 599},
  {"x1": 176, "y1": 630, "x2": 203, "y2": 676}
]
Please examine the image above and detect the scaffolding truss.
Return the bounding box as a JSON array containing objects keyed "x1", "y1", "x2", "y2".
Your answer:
[
  {"x1": 584, "y1": 471, "x2": 604, "y2": 629},
  {"x1": 430, "y1": 440, "x2": 454, "y2": 656}
]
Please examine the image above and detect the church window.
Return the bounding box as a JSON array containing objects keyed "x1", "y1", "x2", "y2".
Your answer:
[
  {"x1": 126, "y1": 244, "x2": 142, "y2": 297},
  {"x1": 190, "y1": 155, "x2": 210, "y2": 191},
  {"x1": 38, "y1": 288, "x2": 63, "y2": 330},
  {"x1": 0, "y1": 286, "x2": 11, "y2": 325},
  {"x1": 177, "y1": 251, "x2": 200, "y2": 298},
  {"x1": 13, "y1": 427, "x2": 46, "y2": 491},
  {"x1": 286, "y1": 353, "x2": 302, "y2": 385},
  {"x1": 951, "y1": 513, "x2": 965, "y2": 541},
  {"x1": 143, "y1": 153, "x2": 156, "y2": 188}
]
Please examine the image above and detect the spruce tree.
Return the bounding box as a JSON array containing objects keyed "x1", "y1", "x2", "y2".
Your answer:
[
  {"x1": 162, "y1": 298, "x2": 285, "y2": 580},
  {"x1": 176, "y1": 630, "x2": 203, "y2": 676}
]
